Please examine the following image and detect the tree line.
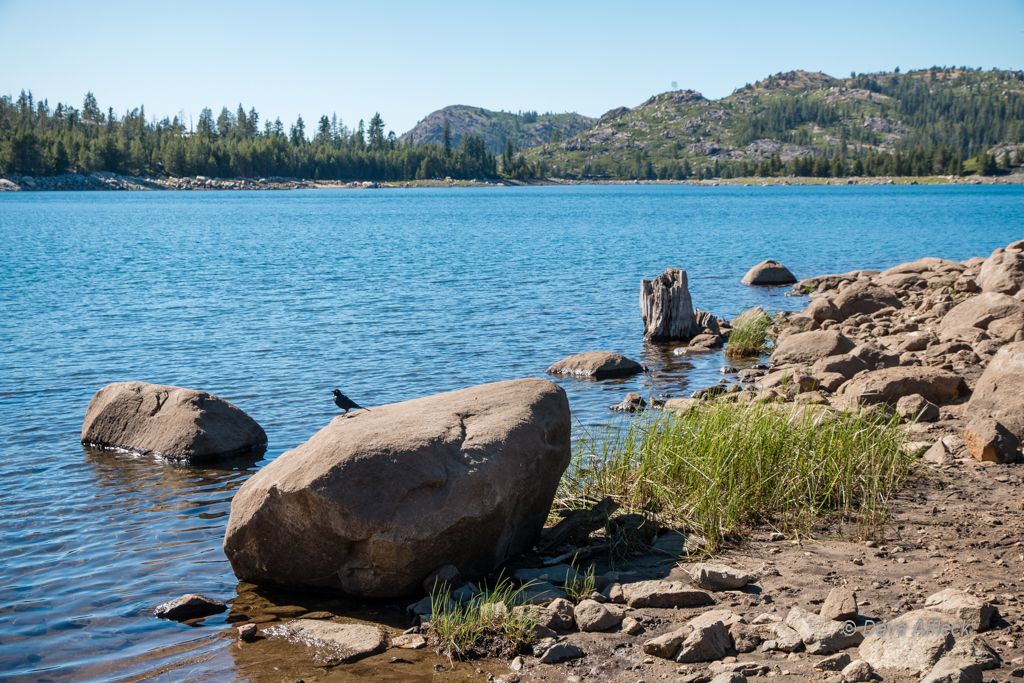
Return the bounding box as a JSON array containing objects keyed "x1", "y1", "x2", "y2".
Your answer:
[{"x1": 0, "y1": 91, "x2": 496, "y2": 181}]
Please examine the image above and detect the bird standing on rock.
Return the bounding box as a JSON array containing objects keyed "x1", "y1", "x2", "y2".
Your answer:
[{"x1": 332, "y1": 389, "x2": 366, "y2": 414}]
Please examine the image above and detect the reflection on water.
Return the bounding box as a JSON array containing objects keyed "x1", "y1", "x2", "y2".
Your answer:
[{"x1": 2, "y1": 185, "x2": 1021, "y2": 680}]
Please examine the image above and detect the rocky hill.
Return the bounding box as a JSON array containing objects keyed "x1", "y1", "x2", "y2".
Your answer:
[
  {"x1": 399, "y1": 105, "x2": 596, "y2": 154},
  {"x1": 522, "y1": 68, "x2": 1024, "y2": 178}
]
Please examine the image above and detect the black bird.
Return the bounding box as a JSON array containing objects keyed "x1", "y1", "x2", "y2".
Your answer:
[{"x1": 332, "y1": 389, "x2": 365, "y2": 414}]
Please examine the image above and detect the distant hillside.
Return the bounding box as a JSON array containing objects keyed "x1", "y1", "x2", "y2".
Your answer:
[
  {"x1": 522, "y1": 67, "x2": 1024, "y2": 179},
  {"x1": 400, "y1": 105, "x2": 596, "y2": 154}
]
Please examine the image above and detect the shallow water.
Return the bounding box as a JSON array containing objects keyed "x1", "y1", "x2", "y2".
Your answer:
[{"x1": 1, "y1": 184, "x2": 1022, "y2": 681}]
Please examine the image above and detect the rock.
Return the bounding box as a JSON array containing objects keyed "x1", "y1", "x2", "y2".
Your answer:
[
  {"x1": 857, "y1": 609, "x2": 956, "y2": 673},
  {"x1": 833, "y1": 283, "x2": 902, "y2": 320},
  {"x1": 689, "y1": 564, "x2": 753, "y2": 591},
  {"x1": 806, "y1": 297, "x2": 841, "y2": 324},
  {"x1": 538, "y1": 642, "x2": 584, "y2": 664},
  {"x1": 850, "y1": 343, "x2": 900, "y2": 371},
  {"x1": 920, "y1": 659, "x2": 983, "y2": 683},
  {"x1": 940, "y1": 293, "x2": 1024, "y2": 333},
  {"x1": 513, "y1": 565, "x2": 579, "y2": 586},
  {"x1": 762, "y1": 622, "x2": 803, "y2": 652},
  {"x1": 733, "y1": 306, "x2": 771, "y2": 328},
  {"x1": 664, "y1": 398, "x2": 702, "y2": 415},
  {"x1": 81, "y1": 381, "x2": 266, "y2": 460},
  {"x1": 266, "y1": 620, "x2": 385, "y2": 663},
  {"x1": 690, "y1": 333, "x2": 726, "y2": 348},
  {"x1": 153, "y1": 594, "x2": 226, "y2": 621},
  {"x1": 812, "y1": 354, "x2": 870, "y2": 380},
  {"x1": 821, "y1": 587, "x2": 859, "y2": 622},
  {"x1": 896, "y1": 394, "x2": 940, "y2": 422},
  {"x1": 923, "y1": 589, "x2": 996, "y2": 631},
  {"x1": 709, "y1": 673, "x2": 747, "y2": 683},
  {"x1": 513, "y1": 601, "x2": 574, "y2": 631},
  {"x1": 645, "y1": 627, "x2": 689, "y2": 659},
  {"x1": 641, "y1": 268, "x2": 699, "y2": 342},
  {"x1": 223, "y1": 379, "x2": 571, "y2": 597},
  {"x1": 424, "y1": 565, "x2": 462, "y2": 594},
  {"x1": 0, "y1": 178, "x2": 21, "y2": 191},
  {"x1": 838, "y1": 366, "x2": 965, "y2": 407},
  {"x1": 392, "y1": 633, "x2": 427, "y2": 649},
  {"x1": 771, "y1": 331, "x2": 856, "y2": 365},
  {"x1": 238, "y1": 623, "x2": 258, "y2": 641},
  {"x1": 676, "y1": 621, "x2": 731, "y2": 663},
  {"x1": 547, "y1": 351, "x2": 644, "y2": 379},
  {"x1": 841, "y1": 659, "x2": 874, "y2": 682},
  {"x1": 978, "y1": 250, "x2": 1024, "y2": 294},
  {"x1": 607, "y1": 513, "x2": 660, "y2": 545},
  {"x1": 621, "y1": 616, "x2": 643, "y2": 635},
  {"x1": 964, "y1": 418, "x2": 1020, "y2": 463},
  {"x1": 785, "y1": 607, "x2": 863, "y2": 655},
  {"x1": 924, "y1": 435, "x2": 966, "y2": 465},
  {"x1": 882, "y1": 258, "x2": 964, "y2": 277},
  {"x1": 610, "y1": 392, "x2": 646, "y2": 412},
  {"x1": 946, "y1": 635, "x2": 1001, "y2": 669},
  {"x1": 815, "y1": 653, "x2": 853, "y2": 671},
  {"x1": 515, "y1": 581, "x2": 566, "y2": 605},
  {"x1": 689, "y1": 610, "x2": 746, "y2": 630},
  {"x1": 621, "y1": 580, "x2": 716, "y2": 608},
  {"x1": 574, "y1": 599, "x2": 623, "y2": 632},
  {"x1": 602, "y1": 582, "x2": 625, "y2": 604},
  {"x1": 730, "y1": 623, "x2": 763, "y2": 653},
  {"x1": 742, "y1": 260, "x2": 797, "y2": 286},
  {"x1": 965, "y1": 342, "x2": 1024, "y2": 439}
]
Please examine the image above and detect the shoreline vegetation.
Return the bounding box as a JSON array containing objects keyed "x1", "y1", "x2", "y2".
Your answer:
[{"x1": 2, "y1": 171, "x2": 1022, "y2": 192}]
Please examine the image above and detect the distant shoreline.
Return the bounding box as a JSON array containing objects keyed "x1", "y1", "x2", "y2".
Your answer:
[{"x1": 2, "y1": 171, "x2": 1022, "y2": 192}]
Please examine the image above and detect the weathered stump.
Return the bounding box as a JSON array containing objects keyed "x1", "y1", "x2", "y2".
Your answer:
[{"x1": 641, "y1": 268, "x2": 699, "y2": 342}]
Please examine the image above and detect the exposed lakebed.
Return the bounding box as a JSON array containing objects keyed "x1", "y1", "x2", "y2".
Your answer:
[{"x1": 1, "y1": 185, "x2": 1022, "y2": 681}]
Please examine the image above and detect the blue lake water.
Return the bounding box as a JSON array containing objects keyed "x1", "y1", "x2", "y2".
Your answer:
[{"x1": 1, "y1": 184, "x2": 1022, "y2": 681}]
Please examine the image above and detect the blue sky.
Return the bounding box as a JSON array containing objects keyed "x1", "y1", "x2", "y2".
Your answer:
[{"x1": 1, "y1": 0, "x2": 1022, "y2": 135}]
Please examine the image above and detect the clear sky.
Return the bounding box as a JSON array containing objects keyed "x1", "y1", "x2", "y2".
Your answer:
[{"x1": 2, "y1": 0, "x2": 1022, "y2": 136}]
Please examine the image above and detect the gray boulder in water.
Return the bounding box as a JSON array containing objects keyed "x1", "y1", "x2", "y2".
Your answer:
[
  {"x1": 81, "y1": 381, "x2": 266, "y2": 461},
  {"x1": 223, "y1": 378, "x2": 571, "y2": 598},
  {"x1": 742, "y1": 259, "x2": 797, "y2": 286}
]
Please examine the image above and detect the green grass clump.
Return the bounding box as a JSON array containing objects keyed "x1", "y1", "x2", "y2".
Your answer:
[
  {"x1": 724, "y1": 309, "x2": 773, "y2": 358},
  {"x1": 563, "y1": 564, "x2": 596, "y2": 603},
  {"x1": 427, "y1": 579, "x2": 537, "y2": 662},
  {"x1": 560, "y1": 402, "x2": 912, "y2": 550}
]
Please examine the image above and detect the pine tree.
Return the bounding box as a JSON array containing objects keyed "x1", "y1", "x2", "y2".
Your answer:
[{"x1": 442, "y1": 119, "x2": 452, "y2": 156}]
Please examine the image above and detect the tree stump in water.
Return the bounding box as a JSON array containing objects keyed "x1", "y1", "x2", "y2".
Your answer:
[{"x1": 641, "y1": 268, "x2": 699, "y2": 342}]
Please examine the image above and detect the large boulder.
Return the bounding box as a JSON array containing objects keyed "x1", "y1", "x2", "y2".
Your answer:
[
  {"x1": 838, "y1": 367, "x2": 965, "y2": 407},
  {"x1": 881, "y1": 257, "x2": 964, "y2": 277},
  {"x1": 547, "y1": 351, "x2": 644, "y2": 378},
  {"x1": 978, "y1": 249, "x2": 1024, "y2": 295},
  {"x1": 833, "y1": 282, "x2": 902, "y2": 320},
  {"x1": 770, "y1": 330, "x2": 855, "y2": 365},
  {"x1": 965, "y1": 342, "x2": 1024, "y2": 439},
  {"x1": 742, "y1": 260, "x2": 797, "y2": 286},
  {"x1": 223, "y1": 378, "x2": 571, "y2": 597},
  {"x1": 81, "y1": 381, "x2": 266, "y2": 460},
  {"x1": 939, "y1": 293, "x2": 1024, "y2": 334}
]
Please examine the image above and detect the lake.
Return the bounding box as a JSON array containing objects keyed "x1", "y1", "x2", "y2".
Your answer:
[{"x1": 1, "y1": 184, "x2": 1021, "y2": 681}]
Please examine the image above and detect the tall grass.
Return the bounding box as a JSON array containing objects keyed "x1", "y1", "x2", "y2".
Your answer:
[
  {"x1": 561, "y1": 402, "x2": 912, "y2": 549},
  {"x1": 724, "y1": 309, "x2": 774, "y2": 358},
  {"x1": 427, "y1": 578, "x2": 537, "y2": 662}
]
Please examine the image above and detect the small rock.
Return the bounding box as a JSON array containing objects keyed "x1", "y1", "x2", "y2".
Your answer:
[
  {"x1": 644, "y1": 627, "x2": 689, "y2": 659},
  {"x1": 821, "y1": 587, "x2": 859, "y2": 622},
  {"x1": 709, "y1": 672, "x2": 748, "y2": 683},
  {"x1": 153, "y1": 594, "x2": 226, "y2": 621},
  {"x1": 611, "y1": 392, "x2": 647, "y2": 412},
  {"x1": 621, "y1": 617, "x2": 643, "y2": 635},
  {"x1": 923, "y1": 589, "x2": 996, "y2": 631},
  {"x1": 539, "y1": 642, "x2": 584, "y2": 664},
  {"x1": 622, "y1": 580, "x2": 715, "y2": 608},
  {"x1": 237, "y1": 623, "x2": 257, "y2": 641},
  {"x1": 920, "y1": 658, "x2": 983, "y2": 683},
  {"x1": 896, "y1": 394, "x2": 940, "y2": 422},
  {"x1": 815, "y1": 652, "x2": 852, "y2": 671},
  {"x1": 510, "y1": 656, "x2": 524, "y2": 671},
  {"x1": 730, "y1": 623, "x2": 763, "y2": 653},
  {"x1": 423, "y1": 564, "x2": 462, "y2": 594},
  {"x1": 391, "y1": 634, "x2": 427, "y2": 649},
  {"x1": 603, "y1": 582, "x2": 625, "y2": 604},
  {"x1": 964, "y1": 417, "x2": 1020, "y2": 464},
  {"x1": 676, "y1": 621, "x2": 731, "y2": 663},
  {"x1": 841, "y1": 659, "x2": 874, "y2": 682},
  {"x1": 574, "y1": 599, "x2": 623, "y2": 632},
  {"x1": 689, "y1": 564, "x2": 753, "y2": 591},
  {"x1": 785, "y1": 607, "x2": 862, "y2": 655}
]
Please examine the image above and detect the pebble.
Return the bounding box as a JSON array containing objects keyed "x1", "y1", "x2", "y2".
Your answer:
[{"x1": 238, "y1": 623, "x2": 257, "y2": 641}]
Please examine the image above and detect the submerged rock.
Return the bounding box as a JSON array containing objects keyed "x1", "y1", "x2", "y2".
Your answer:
[
  {"x1": 266, "y1": 620, "x2": 385, "y2": 662},
  {"x1": 223, "y1": 378, "x2": 571, "y2": 597},
  {"x1": 81, "y1": 381, "x2": 266, "y2": 460},
  {"x1": 546, "y1": 351, "x2": 644, "y2": 378},
  {"x1": 153, "y1": 594, "x2": 226, "y2": 621}
]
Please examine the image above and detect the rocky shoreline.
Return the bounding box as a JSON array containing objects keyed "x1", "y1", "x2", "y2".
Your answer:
[
  {"x1": 80, "y1": 241, "x2": 1024, "y2": 683},
  {"x1": 3, "y1": 171, "x2": 1022, "y2": 192}
]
